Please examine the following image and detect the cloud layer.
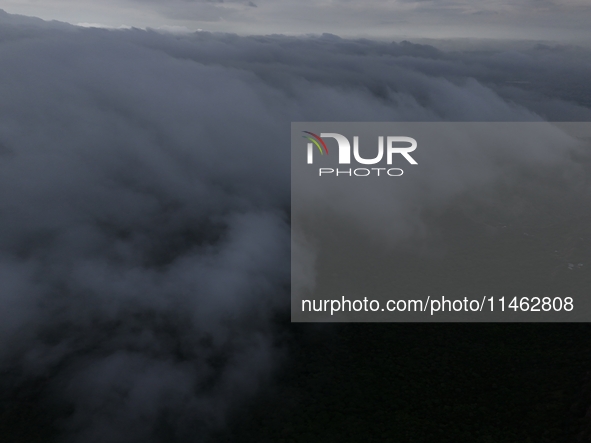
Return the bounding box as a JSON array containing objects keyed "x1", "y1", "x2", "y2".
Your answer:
[
  {"x1": 1, "y1": 0, "x2": 591, "y2": 40},
  {"x1": 0, "y1": 10, "x2": 589, "y2": 442}
]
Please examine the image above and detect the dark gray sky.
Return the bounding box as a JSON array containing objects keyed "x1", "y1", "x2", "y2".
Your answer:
[{"x1": 1, "y1": 0, "x2": 590, "y2": 41}]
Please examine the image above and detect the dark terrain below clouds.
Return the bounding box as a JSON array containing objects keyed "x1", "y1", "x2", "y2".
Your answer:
[{"x1": 0, "y1": 9, "x2": 590, "y2": 443}]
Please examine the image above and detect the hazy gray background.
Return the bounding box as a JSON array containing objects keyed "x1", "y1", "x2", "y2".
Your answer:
[
  {"x1": 0, "y1": 6, "x2": 590, "y2": 443},
  {"x1": 0, "y1": 0, "x2": 590, "y2": 41}
]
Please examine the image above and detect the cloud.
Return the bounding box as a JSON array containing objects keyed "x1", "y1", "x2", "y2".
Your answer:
[
  {"x1": 0, "y1": 10, "x2": 589, "y2": 442},
  {"x1": 1, "y1": 0, "x2": 591, "y2": 38},
  {"x1": 218, "y1": 0, "x2": 591, "y2": 40}
]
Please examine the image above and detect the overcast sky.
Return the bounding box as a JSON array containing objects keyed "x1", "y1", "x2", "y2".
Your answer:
[{"x1": 0, "y1": 0, "x2": 590, "y2": 41}]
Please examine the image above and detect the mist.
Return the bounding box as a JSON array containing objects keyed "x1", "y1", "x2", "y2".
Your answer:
[{"x1": 0, "y1": 9, "x2": 590, "y2": 442}]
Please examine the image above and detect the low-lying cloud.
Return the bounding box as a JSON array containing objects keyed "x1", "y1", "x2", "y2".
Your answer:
[{"x1": 0, "y1": 10, "x2": 590, "y2": 442}]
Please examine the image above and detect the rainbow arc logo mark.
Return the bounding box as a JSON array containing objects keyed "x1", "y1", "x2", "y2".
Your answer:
[{"x1": 302, "y1": 131, "x2": 328, "y2": 155}]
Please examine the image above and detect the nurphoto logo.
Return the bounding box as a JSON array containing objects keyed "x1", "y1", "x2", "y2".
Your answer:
[{"x1": 302, "y1": 131, "x2": 418, "y2": 177}]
